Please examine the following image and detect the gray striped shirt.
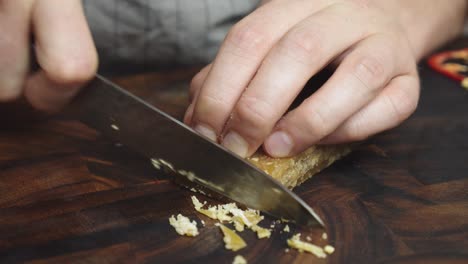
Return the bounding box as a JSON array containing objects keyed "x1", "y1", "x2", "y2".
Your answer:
[{"x1": 83, "y1": 0, "x2": 259, "y2": 70}]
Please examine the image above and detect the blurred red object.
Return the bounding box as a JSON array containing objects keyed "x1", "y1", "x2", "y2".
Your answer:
[{"x1": 427, "y1": 48, "x2": 468, "y2": 89}]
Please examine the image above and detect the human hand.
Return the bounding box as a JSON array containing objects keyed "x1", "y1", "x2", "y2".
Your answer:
[
  {"x1": 0, "y1": 0, "x2": 98, "y2": 112},
  {"x1": 185, "y1": 0, "x2": 422, "y2": 158}
]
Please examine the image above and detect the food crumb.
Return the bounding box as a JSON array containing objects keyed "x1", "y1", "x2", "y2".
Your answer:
[
  {"x1": 111, "y1": 124, "x2": 119, "y2": 131},
  {"x1": 232, "y1": 255, "x2": 247, "y2": 264},
  {"x1": 188, "y1": 187, "x2": 207, "y2": 195},
  {"x1": 191, "y1": 196, "x2": 205, "y2": 210},
  {"x1": 159, "y1": 159, "x2": 175, "y2": 171},
  {"x1": 324, "y1": 245, "x2": 335, "y2": 254},
  {"x1": 322, "y1": 233, "x2": 328, "y2": 240},
  {"x1": 284, "y1": 248, "x2": 290, "y2": 253},
  {"x1": 251, "y1": 225, "x2": 271, "y2": 239},
  {"x1": 306, "y1": 236, "x2": 312, "y2": 241},
  {"x1": 462, "y1": 78, "x2": 468, "y2": 90},
  {"x1": 216, "y1": 223, "x2": 247, "y2": 251},
  {"x1": 283, "y1": 225, "x2": 290, "y2": 233},
  {"x1": 201, "y1": 220, "x2": 206, "y2": 226},
  {"x1": 191, "y1": 196, "x2": 269, "y2": 239},
  {"x1": 169, "y1": 214, "x2": 199, "y2": 237},
  {"x1": 287, "y1": 234, "x2": 326, "y2": 258},
  {"x1": 150, "y1": 159, "x2": 161, "y2": 170}
]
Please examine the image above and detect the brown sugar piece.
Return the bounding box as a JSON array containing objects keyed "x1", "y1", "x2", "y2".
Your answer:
[{"x1": 247, "y1": 145, "x2": 351, "y2": 189}]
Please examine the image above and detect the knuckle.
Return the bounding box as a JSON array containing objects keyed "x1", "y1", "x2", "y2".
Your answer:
[
  {"x1": 48, "y1": 54, "x2": 98, "y2": 85},
  {"x1": 280, "y1": 28, "x2": 322, "y2": 63},
  {"x1": 226, "y1": 22, "x2": 269, "y2": 55},
  {"x1": 351, "y1": 53, "x2": 388, "y2": 91},
  {"x1": 386, "y1": 84, "x2": 419, "y2": 122},
  {"x1": 300, "y1": 105, "x2": 330, "y2": 140},
  {"x1": 346, "y1": 118, "x2": 371, "y2": 142},
  {"x1": 194, "y1": 93, "x2": 229, "y2": 124},
  {"x1": 200, "y1": 94, "x2": 228, "y2": 111},
  {"x1": 234, "y1": 95, "x2": 274, "y2": 135},
  {"x1": 235, "y1": 95, "x2": 272, "y2": 126}
]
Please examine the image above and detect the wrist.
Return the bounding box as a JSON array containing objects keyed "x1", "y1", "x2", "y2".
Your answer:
[{"x1": 384, "y1": 0, "x2": 467, "y2": 60}]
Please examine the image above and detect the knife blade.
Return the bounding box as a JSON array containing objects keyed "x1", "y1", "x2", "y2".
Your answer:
[{"x1": 66, "y1": 74, "x2": 324, "y2": 227}]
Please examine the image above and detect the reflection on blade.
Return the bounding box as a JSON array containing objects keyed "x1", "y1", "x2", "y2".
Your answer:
[{"x1": 67, "y1": 75, "x2": 324, "y2": 227}]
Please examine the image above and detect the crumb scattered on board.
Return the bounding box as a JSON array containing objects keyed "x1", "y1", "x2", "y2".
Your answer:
[
  {"x1": 191, "y1": 196, "x2": 271, "y2": 239},
  {"x1": 287, "y1": 233, "x2": 335, "y2": 258},
  {"x1": 110, "y1": 124, "x2": 119, "y2": 131},
  {"x1": 150, "y1": 159, "x2": 161, "y2": 170},
  {"x1": 169, "y1": 214, "x2": 199, "y2": 237},
  {"x1": 150, "y1": 158, "x2": 175, "y2": 171},
  {"x1": 462, "y1": 78, "x2": 468, "y2": 90},
  {"x1": 216, "y1": 223, "x2": 247, "y2": 251},
  {"x1": 167, "y1": 194, "x2": 335, "y2": 259},
  {"x1": 324, "y1": 245, "x2": 335, "y2": 254},
  {"x1": 251, "y1": 225, "x2": 271, "y2": 239},
  {"x1": 232, "y1": 255, "x2": 247, "y2": 264},
  {"x1": 287, "y1": 234, "x2": 326, "y2": 258},
  {"x1": 322, "y1": 233, "x2": 328, "y2": 240}
]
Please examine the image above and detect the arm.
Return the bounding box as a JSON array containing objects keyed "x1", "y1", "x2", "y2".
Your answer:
[{"x1": 380, "y1": 0, "x2": 467, "y2": 60}]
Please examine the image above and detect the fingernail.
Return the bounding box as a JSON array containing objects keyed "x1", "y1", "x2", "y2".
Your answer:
[
  {"x1": 194, "y1": 124, "x2": 217, "y2": 141},
  {"x1": 222, "y1": 131, "x2": 249, "y2": 158},
  {"x1": 265, "y1": 131, "x2": 293, "y2": 157}
]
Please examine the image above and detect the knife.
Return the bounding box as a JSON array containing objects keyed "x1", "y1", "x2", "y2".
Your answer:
[{"x1": 66, "y1": 74, "x2": 324, "y2": 227}]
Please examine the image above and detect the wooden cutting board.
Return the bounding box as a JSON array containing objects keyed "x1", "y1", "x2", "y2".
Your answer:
[{"x1": 0, "y1": 38, "x2": 467, "y2": 263}]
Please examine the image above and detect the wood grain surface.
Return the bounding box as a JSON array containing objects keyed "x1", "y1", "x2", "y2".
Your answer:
[{"x1": 0, "y1": 38, "x2": 467, "y2": 264}]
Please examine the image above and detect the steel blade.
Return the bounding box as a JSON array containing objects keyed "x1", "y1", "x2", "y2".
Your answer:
[{"x1": 67, "y1": 74, "x2": 324, "y2": 227}]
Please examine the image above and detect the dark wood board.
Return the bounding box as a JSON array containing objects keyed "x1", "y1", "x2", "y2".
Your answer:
[{"x1": 0, "y1": 38, "x2": 467, "y2": 264}]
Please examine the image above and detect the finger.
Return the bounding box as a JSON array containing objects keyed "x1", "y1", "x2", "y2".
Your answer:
[
  {"x1": 0, "y1": 0, "x2": 34, "y2": 101},
  {"x1": 189, "y1": 64, "x2": 211, "y2": 103},
  {"x1": 319, "y1": 74, "x2": 420, "y2": 144},
  {"x1": 183, "y1": 102, "x2": 196, "y2": 126},
  {"x1": 184, "y1": 64, "x2": 212, "y2": 125},
  {"x1": 221, "y1": 4, "x2": 377, "y2": 157},
  {"x1": 24, "y1": 0, "x2": 98, "y2": 112},
  {"x1": 191, "y1": 0, "x2": 320, "y2": 141},
  {"x1": 264, "y1": 33, "x2": 413, "y2": 157}
]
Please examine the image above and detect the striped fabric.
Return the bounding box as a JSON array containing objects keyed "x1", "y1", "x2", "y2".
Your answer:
[{"x1": 83, "y1": 0, "x2": 259, "y2": 70}]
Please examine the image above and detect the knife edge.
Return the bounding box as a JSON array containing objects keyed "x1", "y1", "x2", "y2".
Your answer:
[{"x1": 66, "y1": 74, "x2": 324, "y2": 227}]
